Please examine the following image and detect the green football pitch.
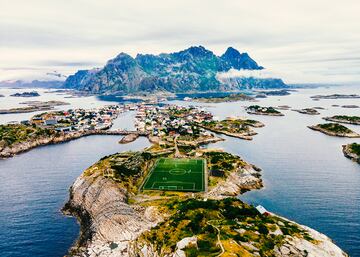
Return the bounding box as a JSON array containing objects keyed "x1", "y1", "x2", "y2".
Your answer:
[{"x1": 142, "y1": 158, "x2": 206, "y2": 192}]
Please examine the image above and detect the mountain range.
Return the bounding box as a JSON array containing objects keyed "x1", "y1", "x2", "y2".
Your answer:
[
  {"x1": 0, "y1": 80, "x2": 63, "y2": 88},
  {"x1": 64, "y1": 46, "x2": 287, "y2": 94}
]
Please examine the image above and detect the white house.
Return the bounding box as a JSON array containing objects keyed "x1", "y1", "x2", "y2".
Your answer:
[{"x1": 256, "y1": 205, "x2": 270, "y2": 216}]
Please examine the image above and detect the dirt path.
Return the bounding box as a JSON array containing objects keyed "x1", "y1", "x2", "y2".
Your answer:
[{"x1": 207, "y1": 220, "x2": 225, "y2": 256}]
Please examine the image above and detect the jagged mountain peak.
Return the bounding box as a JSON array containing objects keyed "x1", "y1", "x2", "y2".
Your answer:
[
  {"x1": 185, "y1": 45, "x2": 212, "y2": 55},
  {"x1": 64, "y1": 46, "x2": 284, "y2": 93},
  {"x1": 223, "y1": 46, "x2": 242, "y2": 57},
  {"x1": 174, "y1": 45, "x2": 215, "y2": 59},
  {"x1": 221, "y1": 47, "x2": 262, "y2": 70},
  {"x1": 108, "y1": 52, "x2": 135, "y2": 64}
]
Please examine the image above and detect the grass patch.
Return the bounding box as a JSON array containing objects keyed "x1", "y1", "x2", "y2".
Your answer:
[
  {"x1": 318, "y1": 123, "x2": 353, "y2": 133},
  {"x1": 138, "y1": 198, "x2": 314, "y2": 256},
  {"x1": 0, "y1": 124, "x2": 56, "y2": 148},
  {"x1": 200, "y1": 119, "x2": 256, "y2": 134},
  {"x1": 331, "y1": 115, "x2": 360, "y2": 122},
  {"x1": 349, "y1": 143, "x2": 360, "y2": 156},
  {"x1": 142, "y1": 158, "x2": 206, "y2": 192},
  {"x1": 246, "y1": 105, "x2": 281, "y2": 114}
]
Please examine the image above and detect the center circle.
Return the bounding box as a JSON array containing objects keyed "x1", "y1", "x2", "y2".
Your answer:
[{"x1": 169, "y1": 168, "x2": 187, "y2": 175}]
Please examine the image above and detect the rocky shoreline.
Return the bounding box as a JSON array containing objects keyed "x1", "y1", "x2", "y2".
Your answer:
[
  {"x1": 53, "y1": 103, "x2": 347, "y2": 256},
  {"x1": 197, "y1": 123, "x2": 263, "y2": 140},
  {"x1": 308, "y1": 125, "x2": 360, "y2": 138},
  {"x1": 272, "y1": 215, "x2": 347, "y2": 257},
  {"x1": 342, "y1": 144, "x2": 360, "y2": 164},
  {"x1": 62, "y1": 172, "x2": 163, "y2": 257},
  {"x1": 205, "y1": 163, "x2": 263, "y2": 198},
  {"x1": 246, "y1": 110, "x2": 284, "y2": 116},
  {"x1": 292, "y1": 108, "x2": 320, "y2": 115},
  {"x1": 311, "y1": 94, "x2": 360, "y2": 100},
  {"x1": 0, "y1": 100, "x2": 70, "y2": 114},
  {"x1": 62, "y1": 158, "x2": 347, "y2": 257},
  {"x1": 210, "y1": 128, "x2": 257, "y2": 140},
  {"x1": 324, "y1": 117, "x2": 360, "y2": 125},
  {"x1": 0, "y1": 130, "x2": 147, "y2": 159},
  {"x1": 0, "y1": 132, "x2": 85, "y2": 158},
  {"x1": 119, "y1": 134, "x2": 139, "y2": 144},
  {"x1": 193, "y1": 93, "x2": 255, "y2": 103},
  {"x1": 10, "y1": 91, "x2": 40, "y2": 97},
  {"x1": 61, "y1": 156, "x2": 265, "y2": 257}
]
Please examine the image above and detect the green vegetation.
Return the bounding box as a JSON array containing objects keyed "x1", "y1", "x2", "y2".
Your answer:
[
  {"x1": 64, "y1": 46, "x2": 287, "y2": 94},
  {"x1": 84, "y1": 151, "x2": 157, "y2": 193},
  {"x1": 246, "y1": 105, "x2": 282, "y2": 114},
  {"x1": 194, "y1": 93, "x2": 254, "y2": 103},
  {"x1": 349, "y1": 143, "x2": 360, "y2": 156},
  {"x1": 168, "y1": 106, "x2": 196, "y2": 118},
  {"x1": 332, "y1": 115, "x2": 360, "y2": 122},
  {"x1": 328, "y1": 115, "x2": 360, "y2": 124},
  {"x1": 138, "y1": 198, "x2": 313, "y2": 256},
  {"x1": 294, "y1": 108, "x2": 320, "y2": 115},
  {"x1": 203, "y1": 151, "x2": 247, "y2": 187},
  {"x1": 318, "y1": 123, "x2": 353, "y2": 133},
  {"x1": 142, "y1": 158, "x2": 205, "y2": 192},
  {"x1": 0, "y1": 124, "x2": 56, "y2": 148},
  {"x1": 201, "y1": 119, "x2": 258, "y2": 135}
]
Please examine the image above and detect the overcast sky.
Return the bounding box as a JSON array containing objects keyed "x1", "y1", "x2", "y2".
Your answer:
[{"x1": 1, "y1": 0, "x2": 359, "y2": 84}]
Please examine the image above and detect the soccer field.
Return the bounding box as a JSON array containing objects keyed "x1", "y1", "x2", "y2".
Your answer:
[{"x1": 142, "y1": 158, "x2": 206, "y2": 192}]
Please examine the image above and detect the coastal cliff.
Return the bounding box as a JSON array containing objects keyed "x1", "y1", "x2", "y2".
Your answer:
[
  {"x1": 0, "y1": 130, "x2": 146, "y2": 159},
  {"x1": 62, "y1": 172, "x2": 162, "y2": 257},
  {"x1": 205, "y1": 163, "x2": 263, "y2": 198},
  {"x1": 0, "y1": 132, "x2": 85, "y2": 158},
  {"x1": 63, "y1": 151, "x2": 347, "y2": 257}
]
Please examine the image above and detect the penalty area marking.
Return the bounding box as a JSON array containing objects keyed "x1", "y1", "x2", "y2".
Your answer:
[{"x1": 152, "y1": 181, "x2": 196, "y2": 190}]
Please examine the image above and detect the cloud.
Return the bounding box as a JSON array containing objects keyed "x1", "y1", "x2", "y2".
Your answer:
[
  {"x1": 0, "y1": 0, "x2": 360, "y2": 83},
  {"x1": 39, "y1": 61, "x2": 102, "y2": 67},
  {"x1": 216, "y1": 69, "x2": 281, "y2": 80}
]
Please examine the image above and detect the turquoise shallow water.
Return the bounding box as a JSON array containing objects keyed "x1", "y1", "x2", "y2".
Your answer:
[{"x1": 0, "y1": 85, "x2": 359, "y2": 256}]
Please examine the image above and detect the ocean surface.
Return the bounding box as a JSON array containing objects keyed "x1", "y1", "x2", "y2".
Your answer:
[{"x1": 0, "y1": 86, "x2": 360, "y2": 256}]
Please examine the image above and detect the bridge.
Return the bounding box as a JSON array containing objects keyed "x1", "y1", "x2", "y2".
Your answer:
[{"x1": 87, "y1": 129, "x2": 149, "y2": 137}]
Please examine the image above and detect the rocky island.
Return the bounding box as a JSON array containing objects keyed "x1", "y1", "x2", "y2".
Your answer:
[
  {"x1": 198, "y1": 117, "x2": 264, "y2": 140},
  {"x1": 193, "y1": 93, "x2": 255, "y2": 103},
  {"x1": 10, "y1": 91, "x2": 40, "y2": 97},
  {"x1": 119, "y1": 133, "x2": 139, "y2": 144},
  {"x1": 246, "y1": 105, "x2": 284, "y2": 116},
  {"x1": 324, "y1": 115, "x2": 360, "y2": 125},
  {"x1": 341, "y1": 105, "x2": 359, "y2": 109},
  {"x1": 311, "y1": 94, "x2": 360, "y2": 100},
  {"x1": 255, "y1": 89, "x2": 292, "y2": 97},
  {"x1": 308, "y1": 123, "x2": 360, "y2": 138},
  {"x1": 292, "y1": 108, "x2": 320, "y2": 115},
  {"x1": 62, "y1": 126, "x2": 347, "y2": 257},
  {"x1": 275, "y1": 105, "x2": 291, "y2": 110},
  {"x1": 0, "y1": 100, "x2": 70, "y2": 114},
  {"x1": 0, "y1": 124, "x2": 135, "y2": 158},
  {"x1": 342, "y1": 143, "x2": 360, "y2": 164}
]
